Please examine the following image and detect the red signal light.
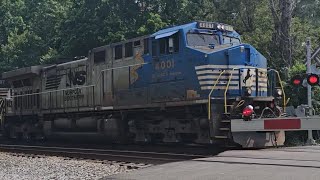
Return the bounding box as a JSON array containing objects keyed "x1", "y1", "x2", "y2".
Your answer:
[
  {"x1": 307, "y1": 74, "x2": 319, "y2": 86},
  {"x1": 291, "y1": 75, "x2": 303, "y2": 86},
  {"x1": 242, "y1": 105, "x2": 254, "y2": 117},
  {"x1": 293, "y1": 79, "x2": 301, "y2": 86},
  {"x1": 309, "y1": 76, "x2": 318, "y2": 84}
]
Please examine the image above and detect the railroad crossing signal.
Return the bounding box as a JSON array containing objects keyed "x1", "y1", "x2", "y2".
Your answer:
[
  {"x1": 290, "y1": 73, "x2": 320, "y2": 87},
  {"x1": 290, "y1": 64, "x2": 320, "y2": 87}
]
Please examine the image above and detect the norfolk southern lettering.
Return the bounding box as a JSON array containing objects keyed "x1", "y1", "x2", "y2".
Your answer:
[
  {"x1": 64, "y1": 70, "x2": 86, "y2": 101},
  {"x1": 67, "y1": 70, "x2": 86, "y2": 87},
  {"x1": 64, "y1": 88, "x2": 84, "y2": 101}
]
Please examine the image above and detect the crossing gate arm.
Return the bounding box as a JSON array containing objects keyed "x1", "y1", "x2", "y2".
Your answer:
[{"x1": 231, "y1": 116, "x2": 320, "y2": 132}]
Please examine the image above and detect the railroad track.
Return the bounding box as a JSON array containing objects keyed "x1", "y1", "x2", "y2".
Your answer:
[{"x1": 0, "y1": 144, "x2": 209, "y2": 165}]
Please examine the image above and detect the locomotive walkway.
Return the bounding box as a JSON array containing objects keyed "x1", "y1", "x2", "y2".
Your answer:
[{"x1": 107, "y1": 146, "x2": 320, "y2": 180}]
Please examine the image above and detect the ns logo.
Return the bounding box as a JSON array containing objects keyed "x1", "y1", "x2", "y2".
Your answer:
[{"x1": 66, "y1": 70, "x2": 86, "y2": 87}]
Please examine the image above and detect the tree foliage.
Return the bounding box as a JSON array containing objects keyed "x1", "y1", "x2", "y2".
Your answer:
[{"x1": 1, "y1": 0, "x2": 320, "y2": 106}]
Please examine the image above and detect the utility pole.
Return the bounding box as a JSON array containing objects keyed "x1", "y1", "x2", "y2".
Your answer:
[{"x1": 306, "y1": 37, "x2": 316, "y2": 144}]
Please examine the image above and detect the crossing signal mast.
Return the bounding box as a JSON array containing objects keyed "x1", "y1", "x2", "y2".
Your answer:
[
  {"x1": 288, "y1": 38, "x2": 320, "y2": 144},
  {"x1": 292, "y1": 34, "x2": 320, "y2": 84}
]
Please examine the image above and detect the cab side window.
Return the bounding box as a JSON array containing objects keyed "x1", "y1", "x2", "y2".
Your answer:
[
  {"x1": 94, "y1": 50, "x2": 106, "y2": 63},
  {"x1": 159, "y1": 33, "x2": 179, "y2": 55},
  {"x1": 115, "y1": 45, "x2": 123, "y2": 60},
  {"x1": 134, "y1": 40, "x2": 141, "y2": 47},
  {"x1": 152, "y1": 41, "x2": 158, "y2": 57},
  {"x1": 125, "y1": 42, "x2": 133, "y2": 57},
  {"x1": 159, "y1": 38, "x2": 167, "y2": 54}
]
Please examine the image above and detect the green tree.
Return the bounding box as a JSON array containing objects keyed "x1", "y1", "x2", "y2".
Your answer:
[
  {"x1": 1, "y1": 30, "x2": 43, "y2": 71},
  {"x1": 0, "y1": 0, "x2": 69, "y2": 71}
]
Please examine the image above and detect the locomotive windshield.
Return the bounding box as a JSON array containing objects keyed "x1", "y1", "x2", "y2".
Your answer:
[
  {"x1": 187, "y1": 33, "x2": 219, "y2": 47},
  {"x1": 223, "y1": 35, "x2": 241, "y2": 45}
]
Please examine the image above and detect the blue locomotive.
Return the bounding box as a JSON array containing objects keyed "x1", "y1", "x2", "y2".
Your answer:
[{"x1": 0, "y1": 21, "x2": 284, "y2": 147}]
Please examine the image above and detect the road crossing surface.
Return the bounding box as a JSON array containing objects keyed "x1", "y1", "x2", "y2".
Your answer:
[{"x1": 107, "y1": 146, "x2": 320, "y2": 180}]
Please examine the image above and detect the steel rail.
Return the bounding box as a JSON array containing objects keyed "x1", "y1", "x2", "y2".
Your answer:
[{"x1": 0, "y1": 144, "x2": 207, "y2": 164}]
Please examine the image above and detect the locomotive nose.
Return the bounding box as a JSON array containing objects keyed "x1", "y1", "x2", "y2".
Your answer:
[
  {"x1": 194, "y1": 44, "x2": 268, "y2": 97},
  {"x1": 204, "y1": 44, "x2": 266, "y2": 68}
]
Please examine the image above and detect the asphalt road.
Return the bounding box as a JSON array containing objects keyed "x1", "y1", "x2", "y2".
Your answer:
[{"x1": 106, "y1": 146, "x2": 320, "y2": 180}]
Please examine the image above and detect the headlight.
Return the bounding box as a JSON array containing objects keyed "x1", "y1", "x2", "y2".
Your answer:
[
  {"x1": 245, "y1": 87, "x2": 252, "y2": 96},
  {"x1": 276, "y1": 89, "x2": 282, "y2": 96}
]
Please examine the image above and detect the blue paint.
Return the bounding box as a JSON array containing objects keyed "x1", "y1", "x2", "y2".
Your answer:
[{"x1": 128, "y1": 21, "x2": 269, "y2": 104}]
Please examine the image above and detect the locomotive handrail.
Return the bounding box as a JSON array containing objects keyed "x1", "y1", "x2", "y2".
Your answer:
[
  {"x1": 9, "y1": 62, "x2": 150, "y2": 112},
  {"x1": 8, "y1": 63, "x2": 285, "y2": 116},
  {"x1": 9, "y1": 62, "x2": 150, "y2": 98},
  {"x1": 208, "y1": 67, "x2": 274, "y2": 118},
  {"x1": 221, "y1": 68, "x2": 286, "y2": 114},
  {"x1": 0, "y1": 98, "x2": 5, "y2": 131},
  {"x1": 267, "y1": 69, "x2": 286, "y2": 112},
  {"x1": 224, "y1": 68, "x2": 237, "y2": 114},
  {"x1": 10, "y1": 85, "x2": 95, "y2": 98},
  {"x1": 100, "y1": 62, "x2": 149, "y2": 73},
  {"x1": 208, "y1": 70, "x2": 226, "y2": 119}
]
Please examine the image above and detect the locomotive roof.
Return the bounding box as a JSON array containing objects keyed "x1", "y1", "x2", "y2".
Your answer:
[
  {"x1": 2, "y1": 21, "x2": 238, "y2": 80},
  {"x1": 2, "y1": 66, "x2": 43, "y2": 80},
  {"x1": 42, "y1": 57, "x2": 88, "y2": 70},
  {"x1": 93, "y1": 21, "x2": 237, "y2": 51},
  {"x1": 151, "y1": 21, "x2": 236, "y2": 37},
  {"x1": 92, "y1": 22, "x2": 198, "y2": 49},
  {"x1": 151, "y1": 22, "x2": 197, "y2": 37}
]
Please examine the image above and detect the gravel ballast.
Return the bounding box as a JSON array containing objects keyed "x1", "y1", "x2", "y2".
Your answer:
[{"x1": 0, "y1": 152, "x2": 139, "y2": 180}]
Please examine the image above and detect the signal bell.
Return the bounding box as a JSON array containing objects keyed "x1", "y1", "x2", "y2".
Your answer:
[{"x1": 307, "y1": 74, "x2": 319, "y2": 86}]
